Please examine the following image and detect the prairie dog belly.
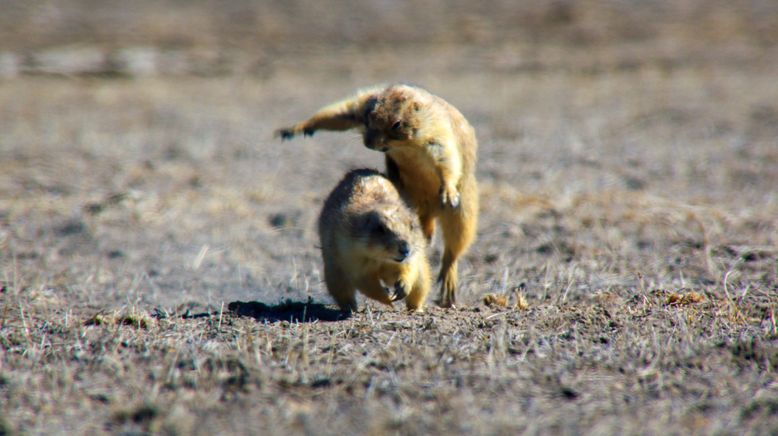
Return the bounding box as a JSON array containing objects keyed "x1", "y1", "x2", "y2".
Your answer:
[{"x1": 388, "y1": 147, "x2": 440, "y2": 209}]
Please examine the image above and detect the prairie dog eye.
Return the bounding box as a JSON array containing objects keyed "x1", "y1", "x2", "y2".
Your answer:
[
  {"x1": 374, "y1": 223, "x2": 388, "y2": 236},
  {"x1": 391, "y1": 121, "x2": 402, "y2": 131}
]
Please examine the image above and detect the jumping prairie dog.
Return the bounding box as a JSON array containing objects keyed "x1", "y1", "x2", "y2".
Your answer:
[
  {"x1": 319, "y1": 168, "x2": 431, "y2": 312},
  {"x1": 277, "y1": 84, "x2": 478, "y2": 307}
]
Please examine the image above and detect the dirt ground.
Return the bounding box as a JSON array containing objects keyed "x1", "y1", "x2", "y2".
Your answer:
[{"x1": 1, "y1": 1, "x2": 777, "y2": 434}]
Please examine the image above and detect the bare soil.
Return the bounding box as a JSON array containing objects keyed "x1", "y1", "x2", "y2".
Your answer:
[{"x1": 1, "y1": 1, "x2": 777, "y2": 434}]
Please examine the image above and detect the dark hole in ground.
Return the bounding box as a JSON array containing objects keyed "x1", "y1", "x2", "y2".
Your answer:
[{"x1": 227, "y1": 298, "x2": 349, "y2": 322}]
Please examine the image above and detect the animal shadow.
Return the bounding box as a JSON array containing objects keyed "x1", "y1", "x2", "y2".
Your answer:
[{"x1": 227, "y1": 298, "x2": 348, "y2": 322}]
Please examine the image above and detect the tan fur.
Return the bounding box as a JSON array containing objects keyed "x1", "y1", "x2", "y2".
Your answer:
[
  {"x1": 318, "y1": 168, "x2": 431, "y2": 312},
  {"x1": 277, "y1": 84, "x2": 478, "y2": 308}
]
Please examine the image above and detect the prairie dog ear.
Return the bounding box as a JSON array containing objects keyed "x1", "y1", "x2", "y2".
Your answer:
[{"x1": 412, "y1": 102, "x2": 421, "y2": 111}]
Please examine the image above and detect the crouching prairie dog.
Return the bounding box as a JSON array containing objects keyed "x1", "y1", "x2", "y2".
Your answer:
[
  {"x1": 319, "y1": 168, "x2": 431, "y2": 312},
  {"x1": 278, "y1": 84, "x2": 478, "y2": 307}
]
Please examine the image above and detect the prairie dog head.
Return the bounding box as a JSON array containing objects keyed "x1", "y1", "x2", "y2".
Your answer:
[
  {"x1": 350, "y1": 204, "x2": 422, "y2": 263},
  {"x1": 363, "y1": 86, "x2": 425, "y2": 152}
]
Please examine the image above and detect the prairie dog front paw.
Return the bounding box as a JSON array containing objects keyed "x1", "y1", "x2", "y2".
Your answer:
[
  {"x1": 393, "y1": 280, "x2": 408, "y2": 301},
  {"x1": 274, "y1": 125, "x2": 315, "y2": 140},
  {"x1": 439, "y1": 183, "x2": 461, "y2": 208}
]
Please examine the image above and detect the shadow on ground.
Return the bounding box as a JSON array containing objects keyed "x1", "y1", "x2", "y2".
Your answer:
[{"x1": 227, "y1": 299, "x2": 348, "y2": 322}]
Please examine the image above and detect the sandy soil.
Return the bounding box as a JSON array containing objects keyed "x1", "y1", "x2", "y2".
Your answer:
[{"x1": 1, "y1": 1, "x2": 777, "y2": 434}]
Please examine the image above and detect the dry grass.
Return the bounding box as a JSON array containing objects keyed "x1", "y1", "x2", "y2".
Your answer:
[
  {"x1": 1, "y1": 1, "x2": 778, "y2": 434},
  {"x1": 1, "y1": 289, "x2": 775, "y2": 434}
]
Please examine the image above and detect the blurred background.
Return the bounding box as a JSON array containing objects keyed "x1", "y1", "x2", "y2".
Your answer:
[
  {"x1": 1, "y1": 1, "x2": 775, "y2": 309},
  {"x1": 1, "y1": 0, "x2": 777, "y2": 77}
]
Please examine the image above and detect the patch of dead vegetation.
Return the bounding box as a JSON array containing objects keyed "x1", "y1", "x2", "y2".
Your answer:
[
  {"x1": 482, "y1": 287, "x2": 529, "y2": 311},
  {"x1": 665, "y1": 290, "x2": 706, "y2": 306}
]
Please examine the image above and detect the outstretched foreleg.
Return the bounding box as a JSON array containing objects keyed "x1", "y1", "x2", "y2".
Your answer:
[{"x1": 275, "y1": 86, "x2": 384, "y2": 139}]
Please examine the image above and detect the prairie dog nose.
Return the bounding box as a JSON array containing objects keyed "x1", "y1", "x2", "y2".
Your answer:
[{"x1": 398, "y1": 241, "x2": 411, "y2": 258}]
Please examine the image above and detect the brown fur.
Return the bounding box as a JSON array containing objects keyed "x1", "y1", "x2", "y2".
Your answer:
[
  {"x1": 318, "y1": 168, "x2": 431, "y2": 312},
  {"x1": 277, "y1": 84, "x2": 478, "y2": 307}
]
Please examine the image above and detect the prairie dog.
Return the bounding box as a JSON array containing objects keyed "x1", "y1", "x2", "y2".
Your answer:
[
  {"x1": 318, "y1": 168, "x2": 431, "y2": 312},
  {"x1": 278, "y1": 84, "x2": 478, "y2": 307}
]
